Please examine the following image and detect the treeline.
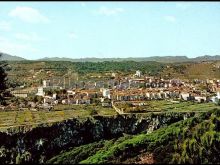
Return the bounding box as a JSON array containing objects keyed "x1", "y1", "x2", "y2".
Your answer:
[
  {"x1": 73, "y1": 61, "x2": 165, "y2": 75},
  {"x1": 0, "y1": 53, "x2": 9, "y2": 105}
]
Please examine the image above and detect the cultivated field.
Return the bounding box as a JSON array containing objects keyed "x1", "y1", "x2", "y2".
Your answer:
[{"x1": 0, "y1": 101, "x2": 219, "y2": 130}]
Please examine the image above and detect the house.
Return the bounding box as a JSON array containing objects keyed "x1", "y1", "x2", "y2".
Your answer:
[
  {"x1": 210, "y1": 91, "x2": 220, "y2": 104},
  {"x1": 0, "y1": 106, "x2": 5, "y2": 110},
  {"x1": 180, "y1": 92, "x2": 190, "y2": 101},
  {"x1": 194, "y1": 96, "x2": 207, "y2": 103},
  {"x1": 44, "y1": 96, "x2": 56, "y2": 105},
  {"x1": 11, "y1": 90, "x2": 29, "y2": 98},
  {"x1": 76, "y1": 95, "x2": 91, "y2": 105},
  {"x1": 217, "y1": 91, "x2": 220, "y2": 99},
  {"x1": 36, "y1": 87, "x2": 44, "y2": 96},
  {"x1": 102, "y1": 89, "x2": 111, "y2": 99},
  {"x1": 43, "y1": 80, "x2": 51, "y2": 88},
  {"x1": 38, "y1": 103, "x2": 53, "y2": 111},
  {"x1": 67, "y1": 90, "x2": 75, "y2": 95},
  {"x1": 145, "y1": 92, "x2": 150, "y2": 98},
  {"x1": 102, "y1": 102, "x2": 111, "y2": 107},
  {"x1": 27, "y1": 101, "x2": 37, "y2": 108},
  {"x1": 135, "y1": 70, "x2": 141, "y2": 77},
  {"x1": 112, "y1": 73, "x2": 116, "y2": 77},
  {"x1": 62, "y1": 99, "x2": 68, "y2": 104}
]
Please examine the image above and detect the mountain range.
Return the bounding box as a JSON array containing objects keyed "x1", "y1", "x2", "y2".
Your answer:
[{"x1": 1, "y1": 51, "x2": 220, "y2": 63}]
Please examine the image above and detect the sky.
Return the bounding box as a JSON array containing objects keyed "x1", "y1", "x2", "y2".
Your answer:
[{"x1": 0, "y1": 2, "x2": 220, "y2": 60}]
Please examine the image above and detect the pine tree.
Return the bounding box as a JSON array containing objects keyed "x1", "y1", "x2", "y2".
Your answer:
[{"x1": 0, "y1": 53, "x2": 8, "y2": 104}]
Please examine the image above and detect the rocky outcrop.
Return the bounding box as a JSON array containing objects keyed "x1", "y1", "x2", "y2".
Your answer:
[{"x1": 0, "y1": 112, "x2": 195, "y2": 164}]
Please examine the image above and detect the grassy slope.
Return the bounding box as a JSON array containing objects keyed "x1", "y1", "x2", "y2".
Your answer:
[
  {"x1": 47, "y1": 108, "x2": 220, "y2": 164},
  {"x1": 162, "y1": 61, "x2": 220, "y2": 80}
]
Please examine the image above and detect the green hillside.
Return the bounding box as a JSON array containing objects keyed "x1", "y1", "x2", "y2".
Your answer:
[
  {"x1": 47, "y1": 108, "x2": 220, "y2": 164},
  {"x1": 6, "y1": 60, "x2": 220, "y2": 89}
]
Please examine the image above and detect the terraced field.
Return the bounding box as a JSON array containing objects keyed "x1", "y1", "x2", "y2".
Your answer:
[
  {"x1": 0, "y1": 105, "x2": 117, "y2": 131},
  {"x1": 114, "y1": 100, "x2": 219, "y2": 113},
  {"x1": 0, "y1": 101, "x2": 219, "y2": 131}
]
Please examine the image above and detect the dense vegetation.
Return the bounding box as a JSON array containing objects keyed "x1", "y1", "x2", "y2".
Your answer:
[
  {"x1": 73, "y1": 61, "x2": 165, "y2": 75},
  {"x1": 47, "y1": 108, "x2": 220, "y2": 164},
  {"x1": 0, "y1": 53, "x2": 8, "y2": 105},
  {"x1": 6, "y1": 60, "x2": 165, "y2": 87},
  {"x1": 6, "y1": 60, "x2": 220, "y2": 89}
]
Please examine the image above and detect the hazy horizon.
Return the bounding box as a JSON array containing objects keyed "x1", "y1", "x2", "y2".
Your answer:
[{"x1": 0, "y1": 2, "x2": 220, "y2": 60}]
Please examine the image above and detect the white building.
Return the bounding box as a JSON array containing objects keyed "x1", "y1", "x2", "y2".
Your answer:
[
  {"x1": 43, "y1": 80, "x2": 50, "y2": 88},
  {"x1": 103, "y1": 89, "x2": 110, "y2": 99},
  {"x1": 52, "y1": 93, "x2": 57, "y2": 99},
  {"x1": 135, "y1": 70, "x2": 141, "y2": 77},
  {"x1": 194, "y1": 96, "x2": 206, "y2": 103},
  {"x1": 36, "y1": 87, "x2": 44, "y2": 96},
  {"x1": 112, "y1": 73, "x2": 116, "y2": 77},
  {"x1": 11, "y1": 90, "x2": 29, "y2": 98},
  {"x1": 211, "y1": 91, "x2": 220, "y2": 104},
  {"x1": 67, "y1": 90, "x2": 75, "y2": 95},
  {"x1": 217, "y1": 91, "x2": 220, "y2": 99},
  {"x1": 180, "y1": 93, "x2": 190, "y2": 101}
]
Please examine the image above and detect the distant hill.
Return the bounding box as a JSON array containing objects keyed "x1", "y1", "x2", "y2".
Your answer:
[
  {"x1": 37, "y1": 55, "x2": 220, "y2": 63},
  {"x1": 38, "y1": 56, "x2": 189, "y2": 63},
  {"x1": 38, "y1": 57, "x2": 75, "y2": 62},
  {"x1": 0, "y1": 52, "x2": 26, "y2": 61},
  {"x1": 192, "y1": 55, "x2": 220, "y2": 62},
  {"x1": 1, "y1": 51, "x2": 220, "y2": 63}
]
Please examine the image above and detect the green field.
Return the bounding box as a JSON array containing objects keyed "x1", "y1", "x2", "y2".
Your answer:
[
  {"x1": 147, "y1": 100, "x2": 218, "y2": 112},
  {"x1": 0, "y1": 101, "x2": 219, "y2": 131},
  {"x1": 115, "y1": 100, "x2": 219, "y2": 113},
  {"x1": 0, "y1": 104, "x2": 117, "y2": 130}
]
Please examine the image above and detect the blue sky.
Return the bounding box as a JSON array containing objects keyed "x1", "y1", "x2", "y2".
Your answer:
[{"x1": 0, "y1": 2, "x2": 220, "y2": 60}]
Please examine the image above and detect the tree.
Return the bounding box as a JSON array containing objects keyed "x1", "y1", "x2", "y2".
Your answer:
[{"x1": 0, "y1": 53, "x2": 8, "y2": 105}]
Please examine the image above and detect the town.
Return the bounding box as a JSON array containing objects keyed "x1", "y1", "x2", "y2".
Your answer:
[
  {"x1": 5, "y1": 69, "x2": 220, "y2": 114},
  {"x1": 1, "y1": 2, "x2": 220, "y2": 164}
]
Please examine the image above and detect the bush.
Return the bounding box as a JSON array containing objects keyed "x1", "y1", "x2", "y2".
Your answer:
[{"x1": 89, "y1": 109, "x2": 98, "y2": 116}]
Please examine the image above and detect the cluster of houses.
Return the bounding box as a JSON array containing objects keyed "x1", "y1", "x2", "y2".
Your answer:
[{"x1": 8, "y1": 71, "x2": 220, "y2": 111}]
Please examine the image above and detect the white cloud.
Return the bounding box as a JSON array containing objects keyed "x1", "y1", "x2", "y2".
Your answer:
[
  {"x1": 69, "y1": 32, "x2": 78, "y2": 39},
  {"x1": 0, "y1": 21, "x2": 11, "y2": 31},
  {"x1": 15, "y1": 32, "x2": 45, "y2": 41},
  {"x1": 164, "y1": 15, "x2": 176, "y2": 23},
  {"x1": 0, "y1": 36, "x2": 38, "y2": 56},
  {"x1": 96, "y1": 6, "x2": 124, "y2": 16},
  {"x1": 9, "y1": 6, "x2": 49, "y2": 23}
]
